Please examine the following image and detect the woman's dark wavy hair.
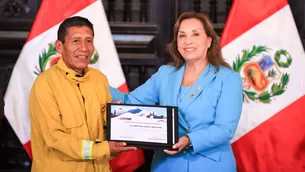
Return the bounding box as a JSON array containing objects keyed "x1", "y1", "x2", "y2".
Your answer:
[{"x1": 167, "y1": 12, "x2": 231, "y2": 70}]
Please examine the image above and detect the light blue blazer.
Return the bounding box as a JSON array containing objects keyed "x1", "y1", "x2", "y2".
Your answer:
[{"x1": 110, "y1": 63, "x2": 243, "y2": 172}]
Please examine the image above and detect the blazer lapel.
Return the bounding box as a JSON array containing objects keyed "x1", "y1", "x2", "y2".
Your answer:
[
  {"x1": 179, "y1": 64, "x2": 217, "y2": 114},
  {"x1": 166, "y1": 64, "x2": 189, "y2": 129}
]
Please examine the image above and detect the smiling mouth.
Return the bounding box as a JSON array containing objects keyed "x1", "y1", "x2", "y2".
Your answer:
[
  {"x1": 76, "y1": 55, "x2": 88, "y2": 59},
  {"x1": 184, "y1": 48, "x2": 196, "y2": 52}
]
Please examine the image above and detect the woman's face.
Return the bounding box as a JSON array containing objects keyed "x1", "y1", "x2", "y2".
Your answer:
[{"x1": 177, "y1": 18, "x2": 212, "y2": 62}]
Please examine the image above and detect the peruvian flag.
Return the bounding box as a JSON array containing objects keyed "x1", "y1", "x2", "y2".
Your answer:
[
  {"x1": 4, "y1": 0, "x2": 144, "y2": 171},
  {"x1": 221, "y1": 0, "x2": 305, "y2": 171}
]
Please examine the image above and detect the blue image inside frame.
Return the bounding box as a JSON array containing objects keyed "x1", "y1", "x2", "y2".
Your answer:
[{"x1": 110, "y1": 104, "x2": 167, "y2": 119}]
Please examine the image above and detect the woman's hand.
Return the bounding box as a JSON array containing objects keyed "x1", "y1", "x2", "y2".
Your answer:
[{"x1": 164, "y1": 135, "x2": 190, "y2": 155}]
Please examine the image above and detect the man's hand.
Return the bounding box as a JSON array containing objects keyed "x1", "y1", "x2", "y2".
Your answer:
[
  {"x1": 109, "y1": 141, "x2": 137, "y2": 156},
  {"x1": 164, "y1": 135, "x2": 190, "y2": 155}
]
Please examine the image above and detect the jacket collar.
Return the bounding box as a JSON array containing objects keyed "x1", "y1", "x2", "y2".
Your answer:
[
  {"x1": 168, "y1": 63, "x2": 217, "y2": 129},
  {"x1": 56, "y1": 58, "x2": 90, "y2": 85}
]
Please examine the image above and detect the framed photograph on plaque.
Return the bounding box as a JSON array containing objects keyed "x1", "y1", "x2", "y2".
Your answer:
[{"x1": 106, "y1": 103, "x2": 178, "y2": 150}]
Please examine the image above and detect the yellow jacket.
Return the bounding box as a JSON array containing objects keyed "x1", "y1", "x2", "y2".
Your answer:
[{"x1": 29, "y1": 59, "x2": 112, "y2": 172}]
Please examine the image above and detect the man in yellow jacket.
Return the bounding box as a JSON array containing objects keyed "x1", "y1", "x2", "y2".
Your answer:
[{"x1": 29, "y1": 16, "x2": 136, "y2": 172}]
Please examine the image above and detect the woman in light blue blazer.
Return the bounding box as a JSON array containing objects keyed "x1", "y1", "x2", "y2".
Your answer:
[{"x1": 111, "y1": 12, "x2": 243, "y2": 172}]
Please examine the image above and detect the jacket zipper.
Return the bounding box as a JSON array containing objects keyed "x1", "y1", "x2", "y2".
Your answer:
[{"x1": 77, "y1": 83, "x2": 96, "y2": 172}]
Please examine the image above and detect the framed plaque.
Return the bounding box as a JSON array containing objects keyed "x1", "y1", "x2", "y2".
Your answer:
[{"x1": 106, "y1": 103, "x2": 178, "y2": 150}]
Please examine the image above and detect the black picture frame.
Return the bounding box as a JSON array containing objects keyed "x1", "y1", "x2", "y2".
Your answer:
[{"x1": 106, "y1": 103, "x2": 178, "y2": 150}]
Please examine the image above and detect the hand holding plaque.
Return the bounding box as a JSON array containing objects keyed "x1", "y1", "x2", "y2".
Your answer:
[{"x1": 108, "y1": 141, "x2": 137, "y2": 156}]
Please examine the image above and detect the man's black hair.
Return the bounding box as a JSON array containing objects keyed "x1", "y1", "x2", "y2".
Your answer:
[{"x1": 57, "y1": 16, "x2": 94, "y2": 43}]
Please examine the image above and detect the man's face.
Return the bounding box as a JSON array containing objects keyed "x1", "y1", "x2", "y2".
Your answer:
[{"x1": 55, "y1": 26, "x2": 94, "y2": 74}]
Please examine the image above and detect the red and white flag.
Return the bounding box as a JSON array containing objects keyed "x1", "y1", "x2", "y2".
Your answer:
[
  {"x1": 221, "y1": 0, "x2": 305, "y2": 171},
  {"x1": 4, "y1": 0, "x2": 144, "y2": 171}
]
